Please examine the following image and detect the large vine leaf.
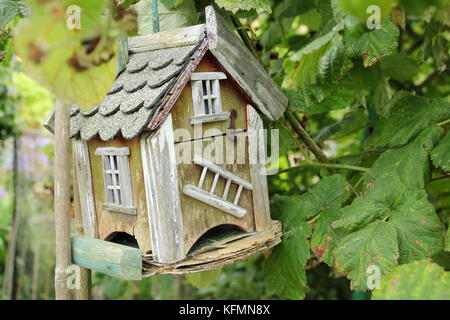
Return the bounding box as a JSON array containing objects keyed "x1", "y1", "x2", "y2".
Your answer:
[
  {"x1": 311, "y1": 207, "x2": 342, "y2": 265},
  {"x1": 365, "y1": 96, "x2": 450, "y2": 149},
  {"x1": 389, "y1": 191, "x2": 444, "y2": 264},
  {"x1": 215, "y1": 0, "x2": 272, "y2": 13},
  {"x1": 431, "y1": 130, "x2": 450, "y2": 172},
  {"x1": 265, "y1": 175, "x2": 349, "y2": 299},
  {"x1": 334, "y1": 220, "x2": 399, "y2": 291},
  {"x1": 372, "y1": 260, "x2": 450, "y2": 300},
  {"x1": 264, "y1": 226, "x2": 311, "y2": 300},
  {"x1": 345, "y1": 18, "x2": 399, "y2": 67},
  {"x1": 14, "y1": 0, "x2": 118, "y2": 109},
  {"x1": 380, "y1": 53, "x2": 420, "y2": 82},
  {"x1": 333, "y1": 127, "x2": 441, "y2": 233}
]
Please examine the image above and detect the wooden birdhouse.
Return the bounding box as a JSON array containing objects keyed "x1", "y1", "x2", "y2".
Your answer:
[{"x1": 45, "y1": 6, "x2": 287, "y2": 279}]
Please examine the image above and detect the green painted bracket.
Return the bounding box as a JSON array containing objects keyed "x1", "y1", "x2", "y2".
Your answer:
[{"x1": 71, "y1": 234, "x2": 142, "y2": 281}]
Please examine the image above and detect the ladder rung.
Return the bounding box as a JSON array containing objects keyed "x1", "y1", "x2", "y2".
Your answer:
[
  {"x1": 210, "y1": 173, "x2": 220, "y2": 194},
  {"x1": 234, "y1": 185, "x2": 244, "y2": 205},
  {"x1": 222, "y1": 179, "x2": 231, "y2": 200},
  {"x1": 198, "y1": 167, "x2": 208, "y2": 188}
]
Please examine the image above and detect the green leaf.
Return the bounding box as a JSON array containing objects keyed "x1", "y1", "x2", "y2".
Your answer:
[
  {"x1": 311, "y1": 207, "x2": 343, "y2": 265},
  {"x1": 372, "y1": 260, "x2": 450, "y2": 300},
  {"x1": 264, "y1": 223, "x2": 311, "y2": 300},
  {"x1": 280, "y1": 0, "x2": 316, "y2": 18},
  {"x1": 160, "y1": 0, "x2": 184, "y2": 9},
  {"x1": 286, "y1": 77, "x2": 361, "y2": 114},
  {"x1": 345, "y1": 19, "x2": 399, "y2": 67},
  {"x1": 14, "y1": 0, "x2": 118, "y2": 109},
  {"x1": 272, "y1": 175, "x2": 350, "y2": 223},
  {"x1": 0, "y1": 0, "x2": 24, "y2": 29},
  {"x1": 366, "y1": 96, "x2": 450, "y2": 149},
  {"x1": 389, "y1": 191, "x2": 444, "y2": 264},
  {"x1": 431, "y1": 131, "x2": 450, "y2": 172},
  {"x1": 446, "y1": 225, "x2": 450, "y2": 252},
  {"x1": 338, "y1": 0, "x2": 397, "y2": 21},
  {"x1": 319, "y1": 37, "x2": 346, "y2": 81},
  {"x1": 333, "y1": 127, "x2": 442, "y2": 233},
  {"x1": 380, "y1": 53, "x2": 420, "y2": 81},
  {"x1": 215, "y1": 0, "x2": 272, "y2": 13},
  {"x1": 334, "y1": 220, "x2": 399, "y2": 291},
  {"x1": 133, "y1": 0, "x2": 198, "y2": 34},
  {"x1": 185, "y1": 269, "x2": 222, "y2": 288}
]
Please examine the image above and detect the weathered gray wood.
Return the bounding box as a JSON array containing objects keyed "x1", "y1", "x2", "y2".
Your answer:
[
  {"x1": 73, "y1": 139, "x2": 98, "y2": 238},
  {"x1": 71, "y1": 234, "x2": 142, "y2": 280},
  {"x1": 191, "y1": 72, "x2": 227, "y2": 81},
  {"x1": 128, "y1": 24, "x2": 206, "y2": 53},
  {"x1": 205, "y1": 6, "x2": 288, "y2": 120},
  {"x1": 190, "y1": 112, "x2": 230, "y2": 125},
  {"x1": 72, "y1": 164, "x2": 92, "y2": 300},
  {"x1": 116, "y1": 154, "x2": 134, "y2": 208},
  {"x1": 102, "y1": 204, "x2": 136, "y2": 215},
  {"x1": 94, "y1": 147, "x2": 130, "y2": 156},
  {"x1": 54, "y1": 100, "x2": 72, "y2": 300},
  {"x1": 193, "y1": 155, "x2": 253, "y2": 190},
  {"x1": 183, "y1": 185, "x2": 247, "y2": 218},
  {"x1": 141, "y1": 114, "x2": 185, "y2": 263},
  {"x1": 247, "y1": 105, "x2": 272, "y2": 231}
]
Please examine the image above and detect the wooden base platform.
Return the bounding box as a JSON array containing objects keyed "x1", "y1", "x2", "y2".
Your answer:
[{"x1": 141, "y1": 221, "x2": 282, "y2": 276}]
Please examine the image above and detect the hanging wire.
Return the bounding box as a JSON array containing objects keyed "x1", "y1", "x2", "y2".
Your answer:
[{"x1": 151, "y1": 0, "x2": 160, "y2": 33}]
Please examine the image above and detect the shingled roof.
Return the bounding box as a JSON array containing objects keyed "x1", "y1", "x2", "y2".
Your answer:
[{"x1": 45, "y1": 39, "x2": 204, "y2": 141}]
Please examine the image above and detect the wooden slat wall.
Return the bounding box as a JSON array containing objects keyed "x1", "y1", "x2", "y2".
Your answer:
[
  {"x1": 247, "y1": 105, "x2": 272, "y2": 231},
  {"x1": 73, "y1": 139, "x2": 98, "y2": 238},
  {"x1": 141, "y1": 114, "x2": 185, "y2": 264}
]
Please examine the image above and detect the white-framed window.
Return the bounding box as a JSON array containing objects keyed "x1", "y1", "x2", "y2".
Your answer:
[
  {"x1": 95, "y1": 147, "x2": 136, "y2": 215},
  {"x1": 190, "y1": 72, "x2": 230, "y2": 125}
]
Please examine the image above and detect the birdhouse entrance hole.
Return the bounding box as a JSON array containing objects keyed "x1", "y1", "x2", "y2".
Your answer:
[
  {"x1": 105, "y1": 232, "x2": 139, "y2": 249},
  {"x1": 188, "y1": 224, "x2": 244, "y2": 254}
]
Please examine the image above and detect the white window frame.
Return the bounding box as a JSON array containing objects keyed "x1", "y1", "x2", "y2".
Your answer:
[
  {"x1": 95, "y1": 147, "x2": 136, "y2": 215},
  {"x1": 190, "y1": 72, "x2": 230, "y2": 125}
]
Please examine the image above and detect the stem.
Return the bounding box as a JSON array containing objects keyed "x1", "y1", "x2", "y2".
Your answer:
[
  {"x1": 431, "y1": 175, "x2": 450, "y2": 182},
  {"x1": 286, "y1": 111, "x2": 330, "y2": 164},
  {"x1": 438, "y1": 119, "x2": 450, "y2": 127},
  {"x1": 278, "y1": 161, "x2": 370, "y2": 175},
  {"x1": 229, "y1": 14, "x2": 264, "y2": 66}
]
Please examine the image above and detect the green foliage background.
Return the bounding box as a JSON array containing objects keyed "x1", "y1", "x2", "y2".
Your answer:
[{"x1": 0, "y1": 0, "x2": 449, "y2": 300}]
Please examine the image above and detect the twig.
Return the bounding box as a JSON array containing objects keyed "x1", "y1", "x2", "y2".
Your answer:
[
  {"x1": 286, "y1": 111, "x2": 330, "y2": 164},
  {"x1": 277, "y1": 161, "x2": 370, "y2": 175},
  {"x1": 438, "y1": 119, "x2": 450, "y2": 127}
]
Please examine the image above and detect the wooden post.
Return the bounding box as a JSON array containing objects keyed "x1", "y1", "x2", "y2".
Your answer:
[
  {"x1": 73, "y1": 159, "x2": 92, "y2": 300},
  {"x1": 54, "y1": 100, "x2": 72, "y2": 300}
]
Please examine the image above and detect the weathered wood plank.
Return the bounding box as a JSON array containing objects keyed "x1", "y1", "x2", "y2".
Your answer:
[
  {"x1": 128, "y1": 24, "x2": 206, "y2": 53},
  {"x1": 183, "y1": 185, "x2": 247, "y2": 218},
  {"x1": 247, "y1": 105, "x2": 272, "y2": 231},
  {"x1": 205, "y1": 6, "x2": 288, "y2": 120},
  {"x1": 190, "y1": 112, "x2": 230, "y2": 125},
  {"x1": 71, "y1": 234, "x2": 142, "y2": 280},
  {"x1": 191, "y1": 72, "x2": 227, "y2": 81},
  {"x1": 94, "y1": 147, "x2": 130, "y2": 156},
  {"x1": 73, "y1": 157, "x2": 92, "y2": 300},
  {"x1": 141, "y1": 114, "x2": 185, "y2": 263},
  {"x1": 73, "y1": 139, "x2": 98, "y2": 238}
]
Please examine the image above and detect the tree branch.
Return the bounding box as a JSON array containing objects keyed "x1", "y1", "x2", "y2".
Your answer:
[{"x1": 285, "y1": 111, "x2": 330, "y2": 164}]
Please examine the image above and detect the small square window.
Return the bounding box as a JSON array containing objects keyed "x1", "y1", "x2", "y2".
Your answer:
[
  {"x1": 95, "y1": 147, "x2": 136, "y2": 215},
  {"x1": 190, "y1": 72, "x2": 230, "y2": 125}
]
